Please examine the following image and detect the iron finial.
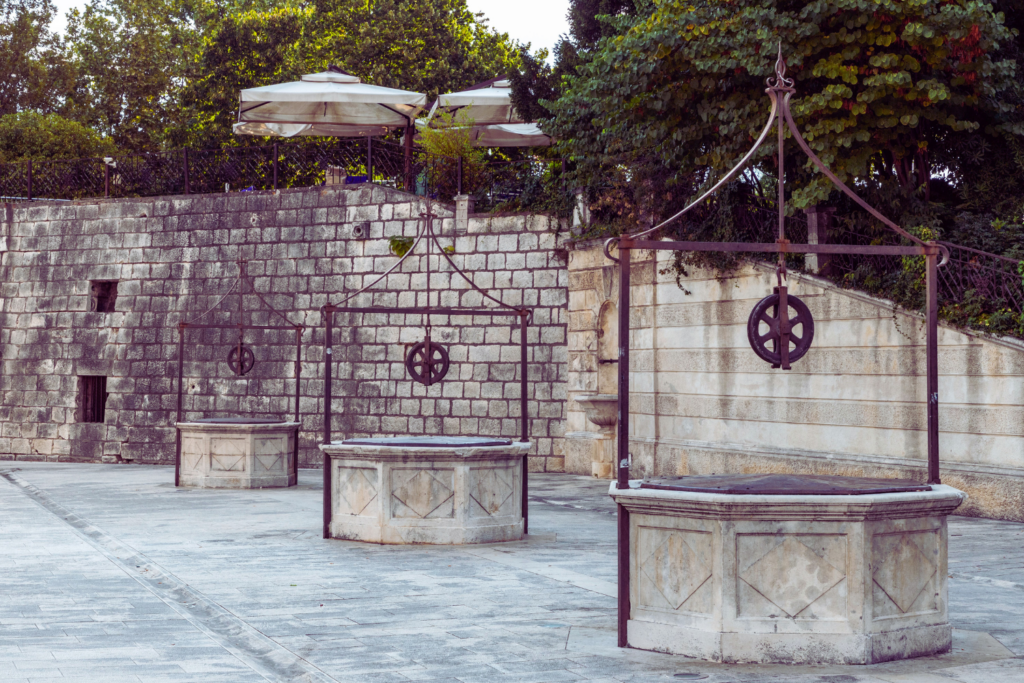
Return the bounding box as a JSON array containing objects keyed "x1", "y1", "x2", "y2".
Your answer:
[{"x1": 766, "y1": 43, "x2": 794, "y2": 89}]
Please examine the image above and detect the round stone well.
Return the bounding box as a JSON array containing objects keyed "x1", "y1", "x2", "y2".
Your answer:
[
  {"x1": 176, "y1": 418, "x2": 300, "y2": 489},
  {"x1": 320, "y1": 436, "x2": 531, "y2": 544},
  {"x1": 609, "y1": 473, "x2": 966, "y2": 664}
]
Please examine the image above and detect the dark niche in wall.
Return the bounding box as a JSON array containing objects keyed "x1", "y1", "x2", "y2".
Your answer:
[
  {"x1": 79, "y1": 376, "x2": 108, "y2": 423},
  {"x1": 90, "y1": 281, "x2": 118, "y2": 312}
]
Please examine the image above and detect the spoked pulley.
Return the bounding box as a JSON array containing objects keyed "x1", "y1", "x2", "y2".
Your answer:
[
  {"x1": 746, "y1": 290, "x2": 815, "y2": 369},
  {"x1": 405, "y1": 340, "x2": 450, "y2": 385},
  {"x1": 226, "y1": 345, "x2": 256, "y2": 376}
]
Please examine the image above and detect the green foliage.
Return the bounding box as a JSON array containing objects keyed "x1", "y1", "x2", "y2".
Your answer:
[
  {"x1": 176, "y1": 4, "x2": 308, "y2": 148},
  {"x1": 0, "y1": 0, "x2": 73, "y2": 116},
  {"x1": 388, "y1": 236, "x2": 414, "y2": 257},
  {"x1": 418, "y1": 109, "x2": 485, "y2": 202},
  {"x1": 548, "y1": 0, "x2": 1021, "y2": 211},
  {"x1": 0, "y1": 111, "x2": 115, "y2": 162}
]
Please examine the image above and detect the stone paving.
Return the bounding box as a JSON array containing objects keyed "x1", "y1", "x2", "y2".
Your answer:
[{"x1": 1, "y1": 462, "x2": 1023, "y2": 683}]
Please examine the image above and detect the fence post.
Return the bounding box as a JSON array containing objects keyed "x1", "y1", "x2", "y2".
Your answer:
[
  {"x1": 273, "y1": 142, "x2": 279, "y2": 190},
  {"x1": 104, "y1": 162, "x2": 110, "y2": 198},
  {"x1": 458, "y1": 156, "x2": 462, "y2": 196},
  {"x1": 26, "y1": 160, "x2": 32, "y2": 201},
  {"x1": 183, "y1": 150, "x2": 191, "y2": 195},
  {"x1": 367, "y1": 137, "x2": 373, "y2": 183}
]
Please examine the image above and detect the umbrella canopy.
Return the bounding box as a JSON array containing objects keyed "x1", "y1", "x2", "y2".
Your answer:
[
  {"x1": 471, "y1": 123, "x2": 551, "y2": 148},
  {"x1": 234, "y1": 67, "x2": 426, "y2": 137},
  {"x1": 428, "y1": 78, "x2": 519, "y2": 125},
  {"x1": 427, "y1": 78, "x2": 552, "y2": 147}
]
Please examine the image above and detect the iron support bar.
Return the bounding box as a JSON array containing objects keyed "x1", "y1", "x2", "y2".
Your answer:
[
  {"x1": 367, "y1": 137, "x2": 373, "y2": 183},
  {"x1": 273, "y1": 142, "x2": 279, "y2": 190},
  {"x1": 329, "y1": 306, "x2": 523, "y2": 317},
  {"x1": 294, "y1": 326, "x2": 302, "y2": 482},
  {"x1": 174, "y1": 326, "x2": 185, "y2": 487},
  {"x1": 630, "y1": 240, "x2": 933, "y2": 256},
  {"x1": 403, "y1": 124, "x2": 413, "y2": 191},
  {"x1": 178, "y1": 323, "x2": 301, "y2": 331},
  {"x1": 520, "y1": 310, "x2": 529, "y2": 534},
  {"x1": 926, "y1": 252, "x2": 941, "y2": 484},
  {"x1": 323, "y1": 305, "x2": 334, "y2": 539},
  {"x1": 26, "y1": 160, "x2": 31, "y2": 201},
  {"x1": 323, "y1": 452, "x2": 332, "y2": 539},
  {"x1": 104, "y1": 163, "x2": 110, "y2": 198},
  {"x1": 184, "y1": 150, "x2": 191, "y2": 195},
  {"x1": 616, "y1": 246, "x2": 632, "y2": 648}
]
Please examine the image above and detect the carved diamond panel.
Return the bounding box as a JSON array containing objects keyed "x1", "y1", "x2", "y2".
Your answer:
[
  {"x1": 255, "y1": 436, "x2": 286, "y2": 455},
  {"x1": 739, "y1": 535, "x2": 846, "y2": 618},
  {"x1": 181, "y1": 436, "x2": 204, "y2": 472},
  {"x1": 636, "y1": 527, "x2": 713, "y2": 613},
  {"x1": 255, "y1": 454, "x2": 283, "y2": 472},
  {"x1": 391, "y1": 469, "x2": 455, "y2": 519},
  {"x1": 469, "y1": 466, "x2": 515, "y2": 518},
  {"x1": 210, "y1": 437, "x2": 246, "y2": 472},
  {"x1": 336, "y1": 467, "x2": 379, "y2": 517},
  {"x1": 872, "y1": 531, "x2": 938, "y2": 617}
]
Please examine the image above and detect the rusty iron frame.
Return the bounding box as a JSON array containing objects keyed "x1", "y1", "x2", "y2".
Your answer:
[
  {"x1": 173, "y1": 260, "x2": 304, "y2": 487},
  {"x1": 605, "y1": 50, "x2": 950, "y2": 648},
  {"x1": 320, "y1": 205, "x2": 534, "y2": 540}
]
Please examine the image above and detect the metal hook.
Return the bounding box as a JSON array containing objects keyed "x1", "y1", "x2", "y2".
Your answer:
[{"x1": 603, "y1": 237, "x2": 621, "y2": 263}]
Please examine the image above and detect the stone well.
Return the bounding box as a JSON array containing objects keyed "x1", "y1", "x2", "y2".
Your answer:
[
  {"x1": 177, "y1": 418, "x2": 299, "y2": 489},
  {"x1": 320, "y1": 436, "x2": 531, "y2": 544},
  {"x1": 609, "y1": 473, "x2": 966, "y2": 664}
]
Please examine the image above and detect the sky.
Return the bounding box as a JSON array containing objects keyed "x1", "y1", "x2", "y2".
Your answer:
[{"x1": 48, "y1": 0, "x2": 571, "y2": 59}]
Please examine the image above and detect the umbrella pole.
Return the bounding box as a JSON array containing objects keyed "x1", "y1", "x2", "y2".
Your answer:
[{"x1": 403, "y1": 124, "x2": 413, "y2": 192}]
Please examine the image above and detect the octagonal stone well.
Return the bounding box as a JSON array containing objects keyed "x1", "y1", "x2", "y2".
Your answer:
[
  {"x1": 320, "y1": 436, "x2": 531, "y2": 544},
  {"x1": 610, "y1": 474, "x2": 966, "y2": 664}
]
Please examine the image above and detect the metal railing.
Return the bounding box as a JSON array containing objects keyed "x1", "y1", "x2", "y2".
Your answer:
[
  {"x1": 0, "y1": 140, "x2": 564, "y2": 211},
  {"x1": 0, "y1": 138, "x2": 414, "y2": 201}
]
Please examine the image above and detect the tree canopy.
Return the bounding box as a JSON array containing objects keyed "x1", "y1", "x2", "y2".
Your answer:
[
  {"x1": 545, "y1": 0, "x2": 1023, "y2": 216},
  {"x1": 0, "y1": 0, "x2": 519, "y2": 153}
]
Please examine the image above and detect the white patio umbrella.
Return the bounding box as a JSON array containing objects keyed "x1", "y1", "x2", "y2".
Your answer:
[
  {"x1": 234, "y1": 67, "x2": 427, "y2": 185},
  {"x1": 427, "y1": 78, "x2": 552, "y2": 147}
]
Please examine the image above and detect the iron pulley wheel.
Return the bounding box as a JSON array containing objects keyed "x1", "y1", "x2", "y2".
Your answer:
[
  {"x1": 405, "y1": 341, "x2": 450, "y2": 385},
  {"x1": 226, "y1": 345, "x2": 256, "y2": 376},
  {"x1": 746, "y1": 293, "x2": 815, "y2": 366}
]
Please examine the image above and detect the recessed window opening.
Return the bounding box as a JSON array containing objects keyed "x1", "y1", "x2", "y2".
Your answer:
[
  {"x1": 79, "y1": 376, "x2": 108, "y2": 423},
  {"x1": 90, "y1": 280, "x2": 118, "y2": 312}
]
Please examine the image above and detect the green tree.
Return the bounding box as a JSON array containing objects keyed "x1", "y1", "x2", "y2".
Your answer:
[
  {"x1": 0, "y1": 0, "x2": 74, "y2": 115},
  {"x1": 305, "y1": 0, "x2": 517, "y2": 103},
  {"x1": 547, "y1": 0, "x2": 1022, "y2": 212},
  {"x1": 61, "y1": 0, "x2": 203, "y2": 152},
  {"x1": 175, "y1": 4, "x2": 308, "y2": 148},
  {"x1": 0, "y1": 111, "x2": 116, "y2": 162}
]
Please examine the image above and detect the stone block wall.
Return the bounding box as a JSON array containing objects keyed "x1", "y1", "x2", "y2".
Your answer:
[
  {"x1": 566, "y1": 241, "x2": 1024, "y2": 521},
  {"x1": 0, "y1": 185, "x2": 568, "y2": 471}
]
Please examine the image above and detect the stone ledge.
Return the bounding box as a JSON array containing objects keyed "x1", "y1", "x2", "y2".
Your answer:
[{"x1": 629, "y1": 437, "x2": 1024, "y2": 522}]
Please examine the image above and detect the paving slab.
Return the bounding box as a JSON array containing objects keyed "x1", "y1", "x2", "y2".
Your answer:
[{"x1": 1, "y1": 462, "x2": 1022, "y2": 683}]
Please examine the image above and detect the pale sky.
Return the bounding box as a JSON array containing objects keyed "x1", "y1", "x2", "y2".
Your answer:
[{"x1": 49, "y1": 0, "x2": 570, "y2": 61}]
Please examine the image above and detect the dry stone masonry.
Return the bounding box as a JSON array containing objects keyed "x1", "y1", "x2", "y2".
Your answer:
[{"x1": 0, "y1": 185, "x2": 568, "y2": 470}]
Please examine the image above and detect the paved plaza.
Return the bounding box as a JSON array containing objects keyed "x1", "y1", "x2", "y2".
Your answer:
[{"x1": 2, "y1": 463, "x2": 1023, "y2": 683}]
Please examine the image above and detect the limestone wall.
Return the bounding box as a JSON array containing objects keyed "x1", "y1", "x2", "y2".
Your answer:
[
  {"x1": 566, "y1": 241, "x2": 1024, "y2": 520},
  {"x1": 0, "y1": 186, "x2": 568, "y2": 470}
]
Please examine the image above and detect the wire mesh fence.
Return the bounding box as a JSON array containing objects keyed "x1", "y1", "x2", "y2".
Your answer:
[{"x1": 0, "y1": 138, "x2": 422, "y2": 201}]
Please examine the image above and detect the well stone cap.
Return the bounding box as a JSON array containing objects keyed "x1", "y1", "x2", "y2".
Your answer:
[
  {"x1": 609, "y1": 479, "x2": 966, "y2": 521},
  {"x1": 176, "y1": 420, "x2": 300, "y2": 433},
  {"x1": 321, "y1": 436, "x2": 531, "y2": 460}
]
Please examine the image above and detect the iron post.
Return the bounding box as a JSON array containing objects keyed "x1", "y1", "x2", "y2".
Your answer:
[
  {"x1": 323, "y1": 306, "x2": 334, "y2": 539},
  {"x1": 184, "y1": 150, "x2": 191, "y2": 195},
  {"x1": 616, "y1": 242, "x2": 632, "y2": 648},
  {"x1": 104, "y1": 162, "x2": 110, "y2": 198},
  {"x1": 294, "y1": 326, "x2": 302, "y2": 482},
  {"x1": 367, "y1": 137, "x2": 373, "y2": 183},
  {"x1": 926, "y1": 250, "x2": 941, "y2": 484},
  {"x1": 403, "y1": 123, "x2": 413, "y2": 191},
  {"x1": 273, "y1": 142, "x2": 279, "y2": 190},
  {"x1": 26, "y1": 160, "x2": 32, "y2": 201},
  {"x1": 520, "y1": 310, "x2": 529, "y2": 534},
  {"x1": 174, "y1": 326, "x2": 185, "y2": 487}
]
